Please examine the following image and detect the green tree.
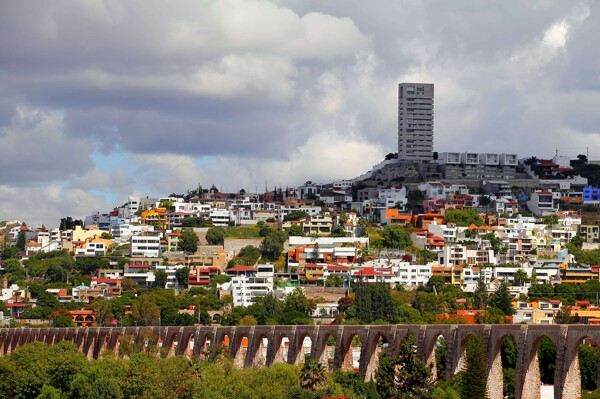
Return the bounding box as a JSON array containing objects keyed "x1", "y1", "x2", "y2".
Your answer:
[
  {"x1": 16, "y1": 230, "x2": 26, "y2": 251},
  {"x1": 512, "y1": 269, "x2": 529, "y2": 287},
  {"x1": 1, "y1": 245, "x2": 20, "y2": 260},
  {"x1": 528, "y1": 283, "x2": 554, "y2": 300},
  {"x1": 178, "y1": 229, "x2": 199, "y2": 253},
  {"x1": 284, "y1": 211, "x2": 309, "y2": 222},
  {"x1": 489, "y1": 281, "x2": 514, "y2": 316},
  {"x1": 460, "y1": 335, "x2": 487, "y2": 399},
  {"x1": 580, "y1": 343, "x2": 600, "y2": 392},
  {"x1": 131, "y1": 295, "x2": 161, "y2": 326},
  {"x1": 299, "y1": 356, "x2": 326, "y2": 391},
  {"x1": 175, "y1": 267, "x2": 190, "y2": 288},
  {"x1": 538, "y1": 337, "x2": 556, "y2": 384},
  {"x1": 177, "y1": 229, "x2": 200, "y2": 254},
  {"x1": 234, "y1": 245, "x2": 261, "y2": 266},
  {"x1": 554, "y1": 307, "x2": 574, "y2": 324},
  {"x1": 279, "y1": 288, "x2": 315, "y2": 325},
  {"x1": 381, "y1": 225, "x2": 412, "y2": 249},
  {"x1": 260, "y1": 230, "x2": 287, "y2": 261},
  {"x1": 286, "y1": 224, "x2": 305, "y2": 237},
  {"x1": 473, "y1": 277, "x2": 488, "y2": 310},
  {"x1": 90, "y1": 298, "x2": 115, "y2": 327},
  {"x1": 48, "y1": 309, "x2": 75, "y2": 327},
  {"x1": 206, "y1": 227, "x2": 225, "y2": 245},
  {"x1": 354, "y1": 281, "x2": 397, "y2": 323},
  {"x1": 475, "y1": 307, "x2": 510, "y2": 324},
  {"x1": 154, "y1": 270, "x2": 168, "y2": 288},
  {"x1": 541, "y1": 214, "x2": 559, "y2": 227},
  {"x1": 444, "y1": 208, "x2": 483, "y2": 227},
  {"x1": 376, "y1": 332, "x2": 432, "y2": 399},
  {"x1": 75, "y1": 256, "x2": 110, "y2": 276}
]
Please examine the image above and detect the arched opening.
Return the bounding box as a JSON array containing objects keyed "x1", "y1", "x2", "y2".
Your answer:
[
  {"x1": 522, "y1": 335, "x2": 557, "y2": 399},
  {"x1": 455, "y1": 334, "x2": 480, "y2": 374},
  {"x1": 428, "y1": 335, "x2": 447, "y2": 382},
  {"x1": 302, "y1": 335, "x2": 313, "y2": 360},
  {"x1": 185, "y1": 335, "x2": 194, "y2": 358},
  {"x1": 579, "y1": 338, "x2": 599, "y2": 393},
  {"x1": 234, "y1": 335, "x2": 249, "y2": 367},
  {"x1": 253, "y1": 335, "x2": 268, "y2": 366},
  {"x1": 273, "y1": 335, "x2": 290, "y2": 364},
  {"x1": 488, "y1": 335, "x2": 518, "y2": 399},
  {"x1": 562, "y1": 337, "x2": 600, "y2": 398},
  {"x1": 320, "y1": 334, "x2": 337, "y2": 371},
  {"x1": 365, "y1": 334, "x2": 390, "y2": 381},
  {"x1": 170, "y1": 335, "x2": 179, "y2": 356},
  {"x1": 343, "y1": 334, "x2": 362, "y2": 372}
]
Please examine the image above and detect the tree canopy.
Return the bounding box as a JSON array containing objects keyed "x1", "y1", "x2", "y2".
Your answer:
[
  {"x1": 177, "y1": 229, "x2": 199, "y2": 253},
  {"x1": 381, "y1": 225, "x2": 412, "y2": 249},
  {"x1": 444, "y1": 208, "x2": 483, "y2": 227}
]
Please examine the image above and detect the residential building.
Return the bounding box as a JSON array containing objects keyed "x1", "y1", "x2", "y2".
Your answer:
[
  {"x1": 583, "y1": 186, "x2": 600, "y2": 204},
  {"x1": 527, "y1": 191, "x2": 560, "y2": 217},
  {"x1": 578, "y1": 225, "x2": 600, "y2": 243},
  {"x1": 188, "y1": 266, "x2": 221, "y2": 286},
  {"x1": 209, "y1": 209, "x2": 231, "y2": 227},
  {"x1": 397, "y1": 83, "x2": 434, "y2": 162},
  {"x1": 74, "y1": 238, "x2": 110, "y2": 256},
  {"x1": 303, "y1": 215, "x2": 334, "y2": 236},
  {"x1": 130, "y1": 233, "x2": 161, "y2": 257},
  {"x1": 223, "y1": 265, "x2": 275, "y2": 307}
]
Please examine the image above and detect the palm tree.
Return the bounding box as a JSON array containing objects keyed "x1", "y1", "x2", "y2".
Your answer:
[
  {"x1": 513, "y1": 269, "x2": 529, "y2": 287},
  {"x1": 299, "y1": 356, "x2": 326, "y2": 391}
]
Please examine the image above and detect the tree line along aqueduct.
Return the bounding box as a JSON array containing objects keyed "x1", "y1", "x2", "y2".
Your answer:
[{"x1": 1, "y1": 324, "x2": 598, "y2": 399}]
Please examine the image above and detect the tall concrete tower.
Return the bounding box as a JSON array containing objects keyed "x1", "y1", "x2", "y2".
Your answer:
[{"x1": 397, "y1": 83, "x2": 434, "y2": 162}]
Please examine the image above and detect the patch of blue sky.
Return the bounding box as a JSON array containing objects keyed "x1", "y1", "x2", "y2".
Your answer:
[
  {"x1": 195, "y1": 156, "x2": 216, "y2": 168},
  {"x1": 51, "y1": 109, "x2": 67, "y2": 119},
  {"x1": 91, "y1": 146, "x2": 129, "y2": 172},
  {"x1": 90, "y1": 189, "x2": 119, "y2": 206}
]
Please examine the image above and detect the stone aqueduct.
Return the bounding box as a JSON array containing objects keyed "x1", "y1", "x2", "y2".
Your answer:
[{"x1": 1, "y1": 324, "x2": 599, "y2": 399}]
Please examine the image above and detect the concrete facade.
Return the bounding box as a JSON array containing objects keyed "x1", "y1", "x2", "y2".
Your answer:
[
  {"x1": 0, "y1": 324, "x2": 597, "y2": 399},
  {"x1": 398, "y1": 83, "x2": 434, "y2": 162}
]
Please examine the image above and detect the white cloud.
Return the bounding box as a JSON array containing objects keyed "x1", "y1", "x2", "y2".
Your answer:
[
  {"x1": 0, "y1": 106, "x2": 94, "y2": 184},
  {"x1": 0, "y1": 184, "x2": 109, "y2": 227}
]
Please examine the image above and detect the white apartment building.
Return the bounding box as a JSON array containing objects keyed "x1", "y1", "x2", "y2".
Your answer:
[
  {"x1": 111, "y1": 223, "x2": 154, "y2": 239},
  {"x1": 224, "y1": 265, "x2": 275, "y2": 307},
  {"x1": 154, "y1": 264, "x2": 188, "y2": 289},
  {"x1": 130, "y1": 234, "x2": 161, "y2": 257},
  {"x1": 428, "y1": 222, "x2": 461, "y2": 243},
  {"x1": 209, "y1": 209, "x2": 231, "y2": 227},
  {"x1": 527, "y1": 191, "x2": 560, "y2": 217},
  {"x1": 75, "y1": 241, "x2": 107, "y2": 256},
  {"x1": 377, "y1": 186, "x2": 408, "y2": 208},
  {"x1": 360, "y1": 259, "x2": 433, "y2": 286},
  {"x1": 117, "y1": 196, "x2": 141, "y2": 219},
  {"x1": 438, "y1": 245, "x2": 497, "y2": 267}
]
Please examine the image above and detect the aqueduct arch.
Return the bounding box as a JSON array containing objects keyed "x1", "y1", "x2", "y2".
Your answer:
[{"x1": 1, "y1": 324, "x2": 599, "y2": 399}]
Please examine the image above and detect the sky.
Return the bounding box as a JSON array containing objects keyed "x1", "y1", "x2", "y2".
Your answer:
[{"x1": 1, "y1": 0, "x2": 600, "y2": 227}]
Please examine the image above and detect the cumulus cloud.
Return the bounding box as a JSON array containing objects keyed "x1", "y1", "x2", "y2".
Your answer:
[
  {"x1": 0, "y1": 106, "x2": 94, "y2": 185},
  {"x1": 0, "y1": 184, "x2": 110, "y2": 228},
  {"x1": 1, "y1": 0, "x2": 600, "y2": 226}
]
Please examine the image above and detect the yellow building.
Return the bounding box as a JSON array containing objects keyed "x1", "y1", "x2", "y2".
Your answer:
[
  {"x1": 560, "y1": 264, "x2": 593, "y2": 285},
  {"x1": 167, "y1": 231, "x2": 182, "y2": 252},
  {"x1": 72, "y1": 225, "x2": 105, "y2": 242},
  {"x1": 141, "y1": 208, "x2": 168, "y2": 231}
]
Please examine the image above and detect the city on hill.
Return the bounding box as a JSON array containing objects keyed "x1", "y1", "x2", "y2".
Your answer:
[{"x1": 3, "y1": 83, "x2": 600, "y2": 398}]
